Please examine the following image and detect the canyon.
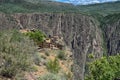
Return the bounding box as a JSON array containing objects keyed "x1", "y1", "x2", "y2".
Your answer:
[{"x1": 0, "y1": 13, "x2": 119, "y2": 80}]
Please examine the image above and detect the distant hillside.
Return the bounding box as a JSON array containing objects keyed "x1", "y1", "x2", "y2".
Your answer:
[
  {"x1": 77, "y1": 1, "x2": 120, "y2": 16},
  {"x1": 0, "y1": 0, "x2": 78, "y2": 13},
  {"x1": 0, "y1": 0, "x2": 120, "y2": 16}
]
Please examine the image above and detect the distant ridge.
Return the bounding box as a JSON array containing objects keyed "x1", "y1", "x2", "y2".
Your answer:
[{"x1": 0, "y1": 0, "x2": 120, "y2": 15}]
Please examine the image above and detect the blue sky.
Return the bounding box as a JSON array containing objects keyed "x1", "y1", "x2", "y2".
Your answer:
[{"x1": 54, "y1": 0, "x2": 118, "y2": 5}]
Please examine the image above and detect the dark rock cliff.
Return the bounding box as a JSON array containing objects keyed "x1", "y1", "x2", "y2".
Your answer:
[
  {"x1": 0, "y1": 13, "x2": 116, "y2": 80},
  {"x1": 103, "y1": 20, "x2": 120, "y2": 56}
]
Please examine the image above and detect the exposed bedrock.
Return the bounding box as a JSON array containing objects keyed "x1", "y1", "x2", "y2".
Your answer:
[{"x1": 0, "y1": 13, "x2": 106, "y2": 80}]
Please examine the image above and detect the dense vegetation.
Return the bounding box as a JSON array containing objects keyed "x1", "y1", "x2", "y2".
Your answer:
[
  {"x1": 86, "y1": 54, "x2": 120, "y2": 80},
  {"x1": 25, "y1": 30, "x2": 46, "y2": 45},
  {"x1": 103, "y1": 13, "x2": 120, "y2": 24}
]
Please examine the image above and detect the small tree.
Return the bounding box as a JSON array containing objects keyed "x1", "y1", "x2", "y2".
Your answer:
[{"x1": 46, "y1": 58, "x2": 60, "y2": 73}]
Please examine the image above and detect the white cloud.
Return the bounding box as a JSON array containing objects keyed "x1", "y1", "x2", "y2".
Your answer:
[{"x1": 54, "y1": 0, "x2": 118, "y2": 5}]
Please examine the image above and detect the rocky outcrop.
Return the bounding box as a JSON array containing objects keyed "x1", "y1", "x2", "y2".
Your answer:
[{"x1": 0, "y1": 13, "x2": 104, "y2": 80}]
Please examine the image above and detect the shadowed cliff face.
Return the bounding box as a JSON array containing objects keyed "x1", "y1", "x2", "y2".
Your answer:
[
  {"x1": 104, "y1": 20, "x2": 120, "y2": 55},
  {"x1": 0, "y1": 13, "x2": 103, "y2": 80}
]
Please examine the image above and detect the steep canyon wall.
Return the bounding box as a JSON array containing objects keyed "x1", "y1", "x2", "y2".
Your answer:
[{"x1": 0, "y1": 13, "x2": 119, "y2": 80}]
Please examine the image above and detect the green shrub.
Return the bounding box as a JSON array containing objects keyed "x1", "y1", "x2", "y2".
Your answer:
[
  {"x1": 57, "y1": 50, "x2": 66, "y2": 60},
  {"x1": 45, "y1": 51, "x2": 50, "y2": 56},
  {"x1": 85, "y1": 55, "x2": 120, "y2": 80},
  {"x1": 38, "y1": 73, "x2": 67, "y2": 80},
  {"x1": 88, "y1": 53, "x2": 95, "y2": 59},
  {"x1": 63, "y1": 72, "x2": 73, "y2": 80},
  {"x1": 14, "y1": 72, "x2": 25, "y2": 80},
  {"x1": 33, "y1": 52, "x2": 41, "y2": 66},
  {"x1": 25, "y1": 30, "x2": 46, "y2": 45},
  {"x1": 46, "y1": 58, "x2": 60, "y2": 73},
  {"x1": 0, "y1": 30, "x2": 37, "y2": 78}
]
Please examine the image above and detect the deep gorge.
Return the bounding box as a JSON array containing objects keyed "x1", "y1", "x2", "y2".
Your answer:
[{"x1": 0, "y1": 13, "x2": 120, "y2": 80}]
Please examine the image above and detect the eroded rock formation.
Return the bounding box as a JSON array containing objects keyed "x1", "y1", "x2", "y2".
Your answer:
[{"x1": 0, "y1": 13, "x2": 119, "y2": 80}]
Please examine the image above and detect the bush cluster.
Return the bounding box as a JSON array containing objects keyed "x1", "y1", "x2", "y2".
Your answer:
[
  {"x1": 57, "y1": 50, "x2": 66, "y2": 60},
  {"x1": 85, "y1": 55, "x2": 120, "y2": 80},
  {"x1": 25, "y1": 30, "x2": 46, "y2": 45}
]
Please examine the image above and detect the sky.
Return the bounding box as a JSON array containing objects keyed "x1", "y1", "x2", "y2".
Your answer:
[{"x1": 54, "y1": 0, "x2": 118, "y2": 5}]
